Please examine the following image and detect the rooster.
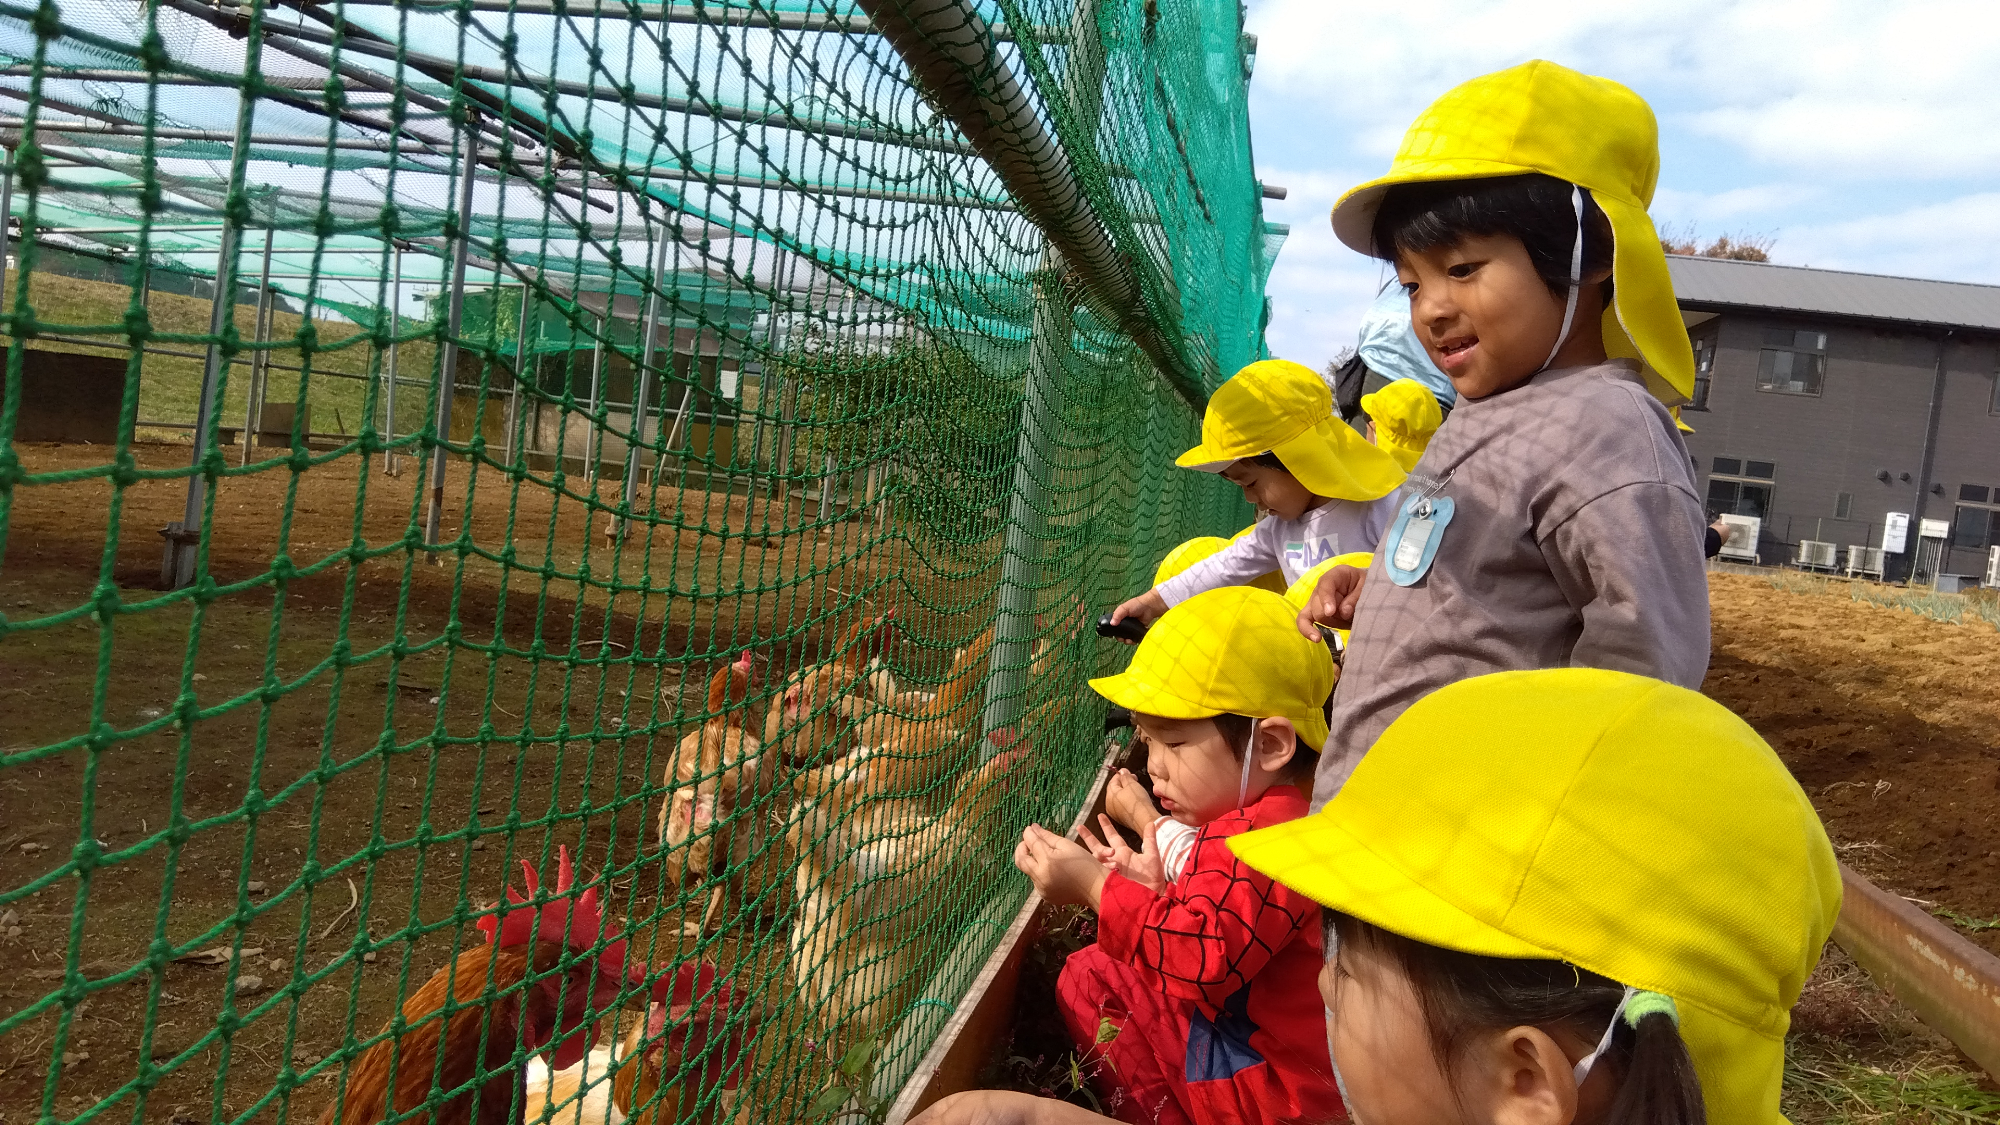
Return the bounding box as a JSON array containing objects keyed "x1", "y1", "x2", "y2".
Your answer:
[
  {"x1": 760, "y1": 612, "x2": 896, "y2": 768},
  {"x1": 657, "y1": 653, "x2": 778, "y2": 935},
  {"x1": 785, "y1": 740, "x2": 1032, "y2": 1036},
  {"x1": 524, "y1": 961, "x2": 759, "y2": 1125},
  {"x1": 317, "y1": 847, "x2": 635, "y2": 1125}
]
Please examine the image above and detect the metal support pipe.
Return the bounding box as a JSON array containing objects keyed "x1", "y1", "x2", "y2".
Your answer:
[
  {"x1": 1909, "y1": 331, "x2": 1952, "y2": 575},
  {"x1": 504, "y1": 282, "x2": 532, "y2": 466},
  {"x1": 0, "y1": 144, "x2": 14, "y2": 314},
  {"x1": 279, "y1": 0, "x2": 1063, "y2": 42},
  {"x1": 979, "y1": 0, "x2": 1107, "y2": 741},
  {"x1": 163, "y1": 213, "x2": 244, "y2": 588},
  {"x1": 382, "y1": 245, "x2": 400, "y2": 473},
  {"x1": 853, "y1": 0, "x2": 1203, "y2": 404},
  {"x1": 1834, "y1": 862, "x2": 2000, "y2": 1078},
  {"x1": 239, "y1": 225, "x2": 276, "y2": 466},
  {"x1": 618, "y1": 233, "x2": 673, "y2": 533},
  {"x1": 585, "y1": 314, "x2": 607, "y2": 480},
  {"x1": 424, "y1": 118, "x2": 480, "y2": 557}
]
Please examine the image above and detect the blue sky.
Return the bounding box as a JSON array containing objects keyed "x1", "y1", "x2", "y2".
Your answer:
[{"x1": 1242, "y1": 0, "x2": 2000, "y2": 371}]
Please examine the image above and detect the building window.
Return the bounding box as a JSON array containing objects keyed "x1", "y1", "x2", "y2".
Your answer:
[
  {"x1": 1707, "y1": 456, "x2": 1775, "y2": 520},
  {"x1": 1757, "y1": 327, "x2": 1827, "y2": 396},
  {"x1": 1954, "y1": 505, "x2": 1999, "y2": 552},
  {"x1": 1690, "y1": 336, "x2": 1715, "y2": 410},
  {"x1": 1835, "y1": 492, "x2": 1852, "y2": 520}
]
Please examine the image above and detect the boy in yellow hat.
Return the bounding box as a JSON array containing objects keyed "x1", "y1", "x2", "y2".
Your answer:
[
  {"x1": 1298, "y1": 60, "x2": 1710, "y2": 800},
  {"x1": 1011, "y1": 587, "x2": 1345, "y2": 1125},
  {"x1": 1108, "y1": 358, "x2": 1405, "y2": 631},
  {"x1": 909, "y1": 670, "x2": 1839, "y2": 1125}
]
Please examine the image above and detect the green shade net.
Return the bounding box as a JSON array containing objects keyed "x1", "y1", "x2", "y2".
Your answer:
[{"x1": 0, "y1": 0, "x2": 1281, "y2": 1121}]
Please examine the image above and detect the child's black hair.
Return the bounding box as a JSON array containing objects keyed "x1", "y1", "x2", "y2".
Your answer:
[
  {"x1": 1372, "y1": 173, "x2": 1615, "y2": 302},
  {"x1": 1249, "y1": 451, "x2": 1288, "y2": 471},
  {"x1": 1212, "y1": 712, "x2": 1317, "y2": 785},
  {"x1": 1327, "y1": 912, "x2": 1706, "y2": 1125}
]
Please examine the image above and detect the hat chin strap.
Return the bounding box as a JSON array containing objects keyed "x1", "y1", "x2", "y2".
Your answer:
[
  {"x1": 1536, "y1": 185, "x2": 1586, "y2": 374},
  {"x1": 1236, "y1": 720, "x2": 1258, "y2": 810},
  {"x1": 1571, "y1": 986, "x2": 1634, "y2": 1086}
]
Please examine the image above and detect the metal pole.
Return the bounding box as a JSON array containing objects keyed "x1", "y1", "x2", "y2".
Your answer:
[
  {"x1": 424, "y1": 116, "x2": 479, "y2": 557},
  {"x1": 618, "y1": 232, "x2": 672, "y2": 536},
  {"x1": 239, "y1": 225, "x2": 275, "y2": 466},
  {"x1": 0, "y1": 144, "x2": 14, "y2": 318},
  {"x1": 162, "y1": 211, "x2": 245, "y2": 587},
  {"x1": 504, "y1": 281, "x2": 531, "y2": 466},
  {"x1": 585, "y1": 313, "x2": 606, "y2": 479},
  {"x1": 382, "y1": 244, "x2": 400, "y2": 474},
  {"x1": 979, "y1": 0, "x2": 1109, "y2": 741}
]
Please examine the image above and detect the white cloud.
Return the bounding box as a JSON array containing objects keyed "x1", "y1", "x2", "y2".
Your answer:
[{"x1": 1778, "y1": 193, "x2": 2000, "y2": 285}]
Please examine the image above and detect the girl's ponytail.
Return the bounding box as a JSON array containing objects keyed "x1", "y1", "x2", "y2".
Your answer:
[{"x1": 1607, "y1": 1009, "x2": 1706, "y2": 1125}]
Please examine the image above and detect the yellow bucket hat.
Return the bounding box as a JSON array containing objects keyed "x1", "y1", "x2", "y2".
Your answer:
[
  {"x1": 1358, "y1": 380, "x2": 1442, "y2": 472},
  {"x1": 1230, "y1": 670, "x2": 1839, "y2": 1125},
  {"x1": 1329, "y1": 60, "x2": 1695, "y2": 406},
  {"x1": 1089, "y1": 586, "x2": 1334, "y2": 750},
  {"x1": 1151, "y1": 534, "x2": 1285, "y2": 593},
  {"x1": 1672, "y1": 406, "x2": 1696, "y2": 434},
  {"x1": 1177, "y1": 359, "x2": 1406, "y2": 502}
]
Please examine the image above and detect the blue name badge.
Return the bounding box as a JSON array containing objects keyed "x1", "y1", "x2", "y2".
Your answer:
[{"x1": 1383, "y1": 493, "x2": 1454, "y2": 587}]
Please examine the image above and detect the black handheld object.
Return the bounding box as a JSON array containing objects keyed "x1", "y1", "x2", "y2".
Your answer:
[
  {"x1": 1103, "y1": 704, "x2": 1134, "y2": 733},
  {"x1": 1096, "y1": 613, "x2": 1149, "y2": 643}
]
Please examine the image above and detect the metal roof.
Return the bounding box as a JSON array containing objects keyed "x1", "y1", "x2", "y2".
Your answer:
[{"x1": 1667, "y1": 254, "x2": 2000, "y2": 334}]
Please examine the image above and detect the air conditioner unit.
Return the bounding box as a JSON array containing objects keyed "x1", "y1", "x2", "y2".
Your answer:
[
  {"x1": 1987, "y1": 546, "x2": 2000, "y2": 588},
  {"x1": 1846, "y1": 546, "x2": 1886, "y2": 580},
  {"x1": 1716, "y1": 514, "x2": 1761, "y2": 564},
  {"x1": 1795, "y1": 540, "x2": 1836, "y2": 570}
]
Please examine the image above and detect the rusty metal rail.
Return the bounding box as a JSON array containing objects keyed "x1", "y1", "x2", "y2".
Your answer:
[{"x1": 1834, "y1": 862, "x2": 2000, "y2": 1077}]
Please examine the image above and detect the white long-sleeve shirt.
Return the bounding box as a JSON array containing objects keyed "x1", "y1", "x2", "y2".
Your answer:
[{"x1": 1155, "y1": 493, "x2": 1401, "y2": 606}]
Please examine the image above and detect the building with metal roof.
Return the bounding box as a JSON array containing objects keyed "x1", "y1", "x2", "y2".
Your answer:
[{"x1": 1670, "y1": 255, "x2": 2000, "y2": 585}]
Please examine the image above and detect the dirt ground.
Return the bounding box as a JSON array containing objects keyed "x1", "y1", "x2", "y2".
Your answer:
[
  {"x1": 8, "y1": 441, "x2": 2000, "y2": 1122},
  {"x1": 0, "y1": 441, "x2": 1012, "y2": 1122}
]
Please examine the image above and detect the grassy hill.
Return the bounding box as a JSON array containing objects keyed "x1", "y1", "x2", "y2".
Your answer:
[{"x1": 3, "y1": 269, "x2": 443, "y2": 440}]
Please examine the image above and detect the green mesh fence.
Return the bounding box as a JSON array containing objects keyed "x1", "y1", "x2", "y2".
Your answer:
[{"x1": 0, "y1": 0, "x2": 1279, "y2": 1120}]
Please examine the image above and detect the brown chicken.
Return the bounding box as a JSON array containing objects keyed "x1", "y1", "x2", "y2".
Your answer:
[
  {"x1": 785, "y1": 740, "x2": 1033, "y2": 1036},
  {"x1": 800, "y1": 627, "x2": 998, "y2": 807},
  {"x1": 317, "y1": 847, "x2": 636, "y2": 1125},
  {"x1": 760, "y1": 612, "x2": 896, "y2": 768},
  {"x1": 658, "y1": 653, "x2": 773, "y2": 916}
]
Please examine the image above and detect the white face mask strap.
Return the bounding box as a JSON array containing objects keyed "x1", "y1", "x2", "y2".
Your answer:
[
  {"x1": 1571, "y1": 985, "x2": 1634, "y2": 1087},
  {"x1": 1536, "y1": 184, "x2": 1586, "y2": 374},
  {"x1": 1236, "y1": 718, "x2": 1258, "y2": 809}
]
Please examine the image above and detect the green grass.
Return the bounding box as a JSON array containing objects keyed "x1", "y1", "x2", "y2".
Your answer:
[
  {"x1": 3, "y1": 268, "x2": 443, "y2": 438},
  {"x1": 1785, "y1": 1046, "x2": 2000, "y2": 1125},
  {"x1": 1763, "y1": 572, "x2": 2000, "y2": 631}
]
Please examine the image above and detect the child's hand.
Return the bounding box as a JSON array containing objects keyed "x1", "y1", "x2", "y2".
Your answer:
[
  {"x1": 1107, "y1": 589, "x2": 1168, "y2": 637},
  {"x1": 1078, "y1": 814, "x2": 1167, "y2": 896},
  {"x1": 1103, "y1": 768, "x2": 1160, "y2": 832},
  {"x1": 1297, "y1": 564, "x2": 1367, "y2": 633},
  {"x1": 1014, "y1": 824, "x2": 1109, "y2": 909}
]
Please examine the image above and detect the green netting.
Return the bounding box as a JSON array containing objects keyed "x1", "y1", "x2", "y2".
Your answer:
[{"x1": 0, "y1": 0, "x2": 1280, "y2": 1120}]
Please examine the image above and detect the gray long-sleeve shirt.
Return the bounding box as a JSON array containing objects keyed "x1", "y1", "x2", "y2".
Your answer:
[{"x1": 1314, "y1": 359, "x2": 1711, "y2": 807}]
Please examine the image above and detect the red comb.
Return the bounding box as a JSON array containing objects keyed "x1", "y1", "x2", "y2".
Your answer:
[{"x1": 475, "y1": 846, "x2": 628, "y2": 976}]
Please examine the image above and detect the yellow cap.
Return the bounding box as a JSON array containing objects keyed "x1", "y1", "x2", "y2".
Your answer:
[
  {"x1": 1151, "y1": 534, "x2": 1286, "y2": 594},
  {"x1": 1090, "y1": 586, "x2": 1334, "y2": 751},
  {"x1": 1329, "y1": 61, "x2": 1695, "y2": 406},
  {"x1": 1283, "y1": 552, "x2": 1370, "y2": 647},
  {"x1": 1152, "y1": 536, "x2": 1231, "y2": 587},
  {"x1": 1177, "y1": 359, "x2": 1406, "y2": 502},
  {"x1": 1230, "y1": 670, "x2": 1839, "y2": 1125},
  {"x1": 1672, "y1": 406, "x2": 1695, "y2": 434},
  {"x1": 1358, "y1": 380, "x2": 1442, "y2": 472}
]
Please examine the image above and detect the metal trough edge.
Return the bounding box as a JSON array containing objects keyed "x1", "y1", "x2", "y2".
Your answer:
[{"x1": 1833, "y1": 861, "x2": 2000, "y2": 1078}]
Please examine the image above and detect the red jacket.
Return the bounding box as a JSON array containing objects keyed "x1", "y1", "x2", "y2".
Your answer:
[{"x1": 1094, "y1": 784, "x2": 1342, "y2": 1125}]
